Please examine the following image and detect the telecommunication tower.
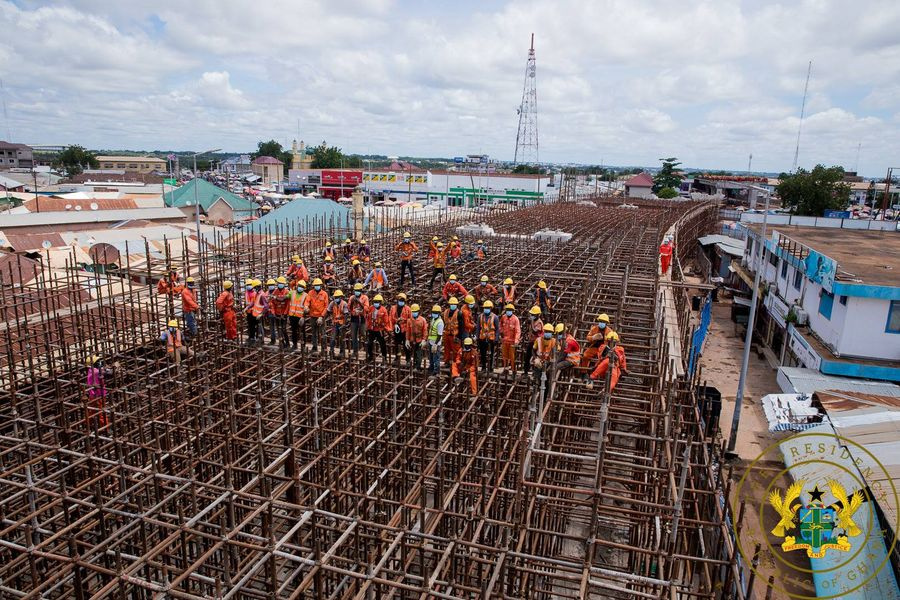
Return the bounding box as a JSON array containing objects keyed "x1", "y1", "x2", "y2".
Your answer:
[{"x1": 514, "y1": 34, "x2": 539, "y2": 165}]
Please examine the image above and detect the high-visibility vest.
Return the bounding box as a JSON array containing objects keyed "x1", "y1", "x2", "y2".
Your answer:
[
  {"x1": 502, "y1": 286, "x2": 516, "y2": 303},
  {"x1": 165, "y1": 329, "x2": 183, "y2": 351},
  {"x1": 433, "y1": 249, "x2": 447, "y2": 268},
  {"x1": 251, "y1": 291, "x2": 267, "y2": 317},
  {"x1": 428, "y1": 317, "x2": 444, "y2": 342},
  {"x1": 535, "y1": 336, "x2": 555, "y2": 360},
  {"x1": 476, "y1": 247, "x2": 485, "y2": 259},
  {"x1": 289, "y1": 290, "x2": 307, "y2": 317},
  {"x1": 563, "y1": 335, "x2": 581, "y2": 363},
  {"x1": 244, "y1": 290, "x2": 256, "y2": 314},
  {"x1": 397, "y1": 241, "x2": 417, "y2": 261},
  {"x1": 322, "y1": 264, "x2": 335, "y2": 279},
  {"x1": 529, "y1": 318, "x2": 544, "y2": 340},
  {"x1": 479, "y1": 313, "x2": 498, "y2": 341},
  {"x1": 323, "y1": 248, "x2": 334, "y2": 260},
  {"x1": 443, "y1": 309, "x2": 459, "y2": 335},
  {"x1": 372, "y1": 269, "x2": 385, "y2": 285},
  {"x1": 330, "y1": 300, "x2": 348, "y2": 324}
]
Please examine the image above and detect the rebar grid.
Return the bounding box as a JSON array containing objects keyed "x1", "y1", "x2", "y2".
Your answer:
[{"x1": 0, "y1": 201, "x2": 740, "y2": 599}]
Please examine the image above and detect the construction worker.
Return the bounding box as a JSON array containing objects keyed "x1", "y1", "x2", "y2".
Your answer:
[
  {"x1": 327, "y1": 289, "x2": 349, "y2": 357},
  {"x1": 500, "y1": 278, "x2": 516, "y2": 305},
  {"x1": 471, "y1": 239, "x2": 486, "y2": 260},
  {"x1": 304, "y1": 278, "x2": 329, "y2": 353},
  {"x1": 181, "y1": 277, "x2": 199, "y2": 339},
  {"x1": 659, "y1": 236, "x2": 674, "y2": 275},
  {"x1": 250, "y1": 279, "x2": 268, "y2": 345},
  {"x1": 215, "y1": 280, "x2": 238, "y2": 340},
  {"x1": 429, "y1": 242, "x2": 448, "y2": 290},
  {"x1": 427, "y1": 235, "x2": 439, "y2": 260},
  {"x1": 443, "y1": 297, "x2": 461, "y2": 362},
  {"x1": 406, "y1": 303, "x2": 428, "y2": 369},
  {"x1": 364, "y1": 261, "x2": 389, "y2": 291},
  {"x1": 461, "y1": 294, "x2": 477, "y2": 339},
  {"x1": 157, "y1": 268, "x2": 183, "y2": 295},
  {"x1": 452, "y1": 337, "x2": 479, "y2": 394},
  {"x1": 473, "y1": 275, "x2": 498, "y2": 304},
  {"x1": 449, "y1": 235, "x2": 462, "y2": 261},
  {"x1": 287, "y1": 255, "x2": 309, "y2": 286},
  {"x1": 396, "y1": 231, "x2": 418, "y2": 287},
  {"x1": 348, "y1": 282, "x2": 369, "y2": 357},
  {"x1": 427, "y1": 304, "x2": 444, "y2": 376},
  {"x1": 531, "y1": 323, "x2": 556, "y2": 375},
  {"x1": 390, "y1": 292, "x2": 411, "y2": 364},
  {"x1": 160, "y1": 319, "x2": 194, "y2": 364},
  {"x1": 554, "y1": 323, "x2": 581, "y2": 375},
  {"x1": 341, "y1": 237, "x2": 354, "y2": 262},
  {"x1": 84, "y1": 355, "x2": 111, "y2": 428},
  {"x1": 477, "y1": 300, "x2": 500, "y2": 372},
  {"x1": 322, "y1": 240, "x2": 335, "y2": 262},
  {"x1": 535, "y1": 280, "x2": 552, "y2": 317},
  {"x1": 288, "y1": 279, "x2": 308, "y2": 350},
  {"x1": 442, "y1": 274, "x2": 467, "y2": 300},
  {"x1": 270, "y1": 276, "x2": 291, "y2": 348},
  {"x1": 522, "y1": 306, "x2": 543, "y2": 376},
  {"x1": 322, "y1": 256, "x2": 336, "y2": 287},
  {"x1": 365, "y1": 293, "x2": 389, "y2": 362},
  {"x1": 499, "y1": 303, "x2": 521, "y2": 374},
  {"x1": 244, "y1": 278, "x2": 258, "y2": 344},
  {"x1": 581, "y1": 313, "x2": 617, "y2": 372},
  {"x1": 588, "y1": 331, "x2": 628, "y2": 391},
  {"x1": 264, "y1": 278, "x2": 279, "y2": 345},
  {"x1": 347, "y1": 258, "x2": 365, "y2": 287},
  {"x1": 357, "y1": 239, "x2": 371, "y2": 262}
]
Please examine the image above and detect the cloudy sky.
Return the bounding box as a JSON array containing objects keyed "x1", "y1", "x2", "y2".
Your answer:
[{"x1": 1, "y1": 0, "x2": 899, "y2": 174}]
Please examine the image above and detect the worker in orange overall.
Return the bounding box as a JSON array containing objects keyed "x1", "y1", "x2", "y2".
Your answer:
[
  {"x1": 181, "y1": 277, "x2": 200, "y2": 339},
  {"x1": 581, "y1": 313, "x2": 616, "y2": 374},
  {"x1": 429, "y1": 242, "x2": 448, "y2": 290},
  {"x1": 84, "y1": 354, "x2": 111, "y2": 429},
  {"x1": 554, "y1": 323, "x2": 581, "y2": 376},
  {"x1": 531, "y1": 323, "x2": 556, "y2": 375},
  {"x1": 499, "y1": 303, "x2": 521, "y2": 375},
  {"x1": 288, "y1": 279, "x2": 307, "y2": 350},
  {"x1": 365, "y1": 294, "x2": 390, "y2": 362},
  {"x1": 443, "y1": 297, "x2": 462, "y2": 362},
  {"x1": 250, "y1": 279, "x2": 268, "y2": 345},
  {"x1": 347, "y1": 258, "x2": 365, "y2": 287},
  {"x1": 477, "y1": 300, "x2": 500, "y2": 372},
  {"x1": 157, "y1": 268, "x2": 183, "y2": 295},
  {"x1": 472, "y1": 239, "x2": 486, "y2": 260},
  {"x1": 588, "y1": 332, "x2": 628, "y2": 391},
  {"x1": 287, "y1": 255, "x2": 309, "y2": 287},
  {"x1": 522, "y1": 306, "x2": 543, "y2": 376},
  {"x1": 389, "y1": 292, "x2": 411, "y2": 364},
  {"x1": 659, "y1": 236, "x2": 674, "y2": 275},
  {"x1": 396, "y1": 231, "x2": 418, "y2": 287},
  {"x1": 442, "y1": 274, "x2": 467, "y2": 300},
  {"x1": 304, "y1": 278, "x2": 329, "y2": 353},
  {"x1": 449, "y1": 235, "x2": 463, "y2": 261},
  {"x1": 215, "y1": 280, "x2": 238, "y2": 340},
  {"x1": 427, "y1": 236, "x2": 439, "y2": 259},
  {"x1": 160, "y1": 318, "x2": 194, "y2": 364},
  {"x1": 460, "y1": 294, "x2": 477, "y2": 340},
  {"x1": 322, "y1": 256, "x2": 336, "y2": 287},
  {"x1": 341, "y1": 238, "x2": 355, "y2": 262},
  {"x1": 473, "y1": 275, "x2": 497, "y2": 304},
  {"x1": 364, "y1": 261, "x2": 389, "y2": 291},
  {"x1": 269, "y1": 276, "x2": 291, "y2": 348},
  {"x1": 405, "y1": 303, "x2": 428, "y2": 369},
  {"x1": 322, "y1": 241, "x2": 335, "y2": 262},
  {"x1": 452, "y1": 337, "x2": 479, "y2": 394},
  {"x1": 500, "y1": 278, "x2": 516, "y2": 305},
  {"x1": 327, "y1": 289, "x2": 349, "y2": 357},
  {"x1": 535, "y1": 280, "x2": 552, "y2": 318}
]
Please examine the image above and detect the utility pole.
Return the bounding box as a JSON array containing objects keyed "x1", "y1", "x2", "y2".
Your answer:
[
  {"x1": 883, "y1": 168, "x2": 894, "y2": 220},
  {"x1": 791, "y1": 61, "x2": 812, "y2": 172},
  {"x1": 514, "y1": 34, "x2": 539, "y2": 165}
]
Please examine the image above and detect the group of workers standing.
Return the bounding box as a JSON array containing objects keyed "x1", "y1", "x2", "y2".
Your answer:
[{"x1": 154, "y1": 231, "x2": 630, "y2": 394}]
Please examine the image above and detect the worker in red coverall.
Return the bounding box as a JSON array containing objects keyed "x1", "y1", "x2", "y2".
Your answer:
[
  {"x1": 181, "y1": 277, "x2": 200, "y2": 339},
  {"x1": 588, "y1": 332, "x2": 628, "y2": 392},
  {"x1": 442, "y1": 274, "x2": 467, "y2": 300},
  {"x1": 215, "y1": 280, "x2": 238, "y2": 340},
  {"x1": 269, "y1": 276, "x2": 291, "y2": 348},
  {"x1": 659, "y1": 236, "x2": 675, "y2": 275},
  {"x1": 157, "y1": 268, "x2": 183, "y2": 296},
  {"x1": 452, "y1": 337, "x2": 479, "y2": 394}
]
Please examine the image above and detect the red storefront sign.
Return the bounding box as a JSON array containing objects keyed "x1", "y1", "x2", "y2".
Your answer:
[{"x1": 321, "y1": 170, "x2": 362, "y2": 185}]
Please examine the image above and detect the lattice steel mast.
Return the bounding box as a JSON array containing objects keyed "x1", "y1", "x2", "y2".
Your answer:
[{"x1": 514, "y1": 34, "x2": 539, "y2": 165}]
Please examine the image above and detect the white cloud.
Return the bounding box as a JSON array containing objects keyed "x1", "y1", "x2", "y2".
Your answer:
[{"x1": 195, "y1": 71, "x2": 249, "y2": 110}]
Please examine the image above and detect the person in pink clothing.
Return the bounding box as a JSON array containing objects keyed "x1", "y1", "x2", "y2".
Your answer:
[{"x1": 85, "y1": 355, "x2": 111, "y2": 428}]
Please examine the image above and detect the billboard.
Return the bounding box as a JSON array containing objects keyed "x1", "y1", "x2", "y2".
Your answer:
[{"x1": 804, "y1": 249, "x2": 836, "y2": 293}]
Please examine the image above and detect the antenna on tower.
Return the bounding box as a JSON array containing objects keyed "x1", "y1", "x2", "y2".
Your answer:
[
  {"x1": 791, "y1": 60, "x2": 812, "y2": 172},
  {"x1": 514, "y1": 34, "x2": 539, "y2": 165}
]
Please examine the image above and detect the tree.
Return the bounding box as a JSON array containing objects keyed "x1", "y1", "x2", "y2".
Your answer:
[
  {"x1": 777, "y1": 165, "x2": 850, "y2": 216},
  {"x1": 309, "y1": 141, "x2": 361, "y2": 169},
  {"x1": 653, "y1": 157, "x2": 683, "y2": 193},
  {"x1": 512, "y1": 164, "x2": 545, "y2": 174},
  {"x1": 54, "y1": 145, "x2": 99, "y2": 176},
  {"x1": 253, "y1": 140, "x2": 293, "y2": 175},
  {"x1": 657, "y1": 187, "x2": 679, "y2": 199}
]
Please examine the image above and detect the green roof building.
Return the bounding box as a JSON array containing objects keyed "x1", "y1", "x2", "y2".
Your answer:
[{"x1": 164, "y1": 179, "x2": 257, "y2": 224}]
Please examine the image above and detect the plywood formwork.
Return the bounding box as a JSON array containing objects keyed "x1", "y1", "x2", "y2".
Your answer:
[{"x1": 0, "y1": 200, "x2": 746, "y2": 599}]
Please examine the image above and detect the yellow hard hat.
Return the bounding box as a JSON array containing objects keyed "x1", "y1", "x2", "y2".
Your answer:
[
  {"x1": 452, "y1": 235, "x2": 459, "y2": 240},
  {"x1": 397, "y1": 292, "x2": 407, "y2": 300},
  {"x1": 503, "y1": 277, "x2": 513, "y2": 285},
  {"x1": 606, "y1": 331, "x2": 620, "y2": 342},
  {"x1": 477, "y1": 239, "x2": 483, "y2": 244},
  {"x1": 464, "y1": 294, "x2": 475, "y2": 304},
  {"x1": 555, "y1": 323, "x2": 565, "y2": 334},
  {"x1": 529, "y1": 306, "x2": 542, "y2": 316},
  {"x1": 186, "y1": 276, "x2": 195, "y2": 284},
  {"x1": 480, "y1": 275, "x2": 488, "y2": 282},
  {"x1": 344, "y1": 238, "x2": 352, "y2": 243},
  {"x1": 596, "y1": 313, "x2": 610, "y2": 323},
  {"x1": 252, "y1": 279, "x2": 262, "y2": 287},
  {"x1": 266, "y1": 278, "x2": 276, "y2": 286},
  {"x1": 432, "y1": 236, "x2": 438, "y2": 241},
  {"x1": 431, "y1": 304, "x2": 442, "y2": 313},
  {"x1": 298, "y1": 279, "x2": 307, "y2": 288},
  {"x1": 448, "y1": 297, "x2": 459, "y2": 305},
  {"x1": 276, "y1": 276, "x2": 287, "y2": 284},
  {"x1": 437, "y1": 242, "x2": 444, "y2": 247},
  {"x1": 463, "y1": 336, "x2": 474, "y2": 346},
  {"x1": 483, "y1": 300, "x2": 494, "y2": 309},
  {"x1": 374, "y1": 261, "x2": 382, "y2": 267},
  {"x1": 449, "y1": 274, "x2": 457, "y2": 281},
  {"x1": 312, "y1": 278, "x2": 323, "y2": 286},
  {"x1": 86, "y1": 355, "x2": 99, "y2": 366},
  {"x1": 245, "y1": 278, "x2": 254, "y2": 286},
  {"x1": 352, "y1": 259, "x2": 360, "y2": 266},
  {"x1": 404, "y1": 231, "x2": 411, "y2": 237},
  {"x1": 223, "y1": 280, "x2": 233, "y2": 289},
  {"x1": 410, "y1": 303, "x2": 421, "y2": 312},
  {"x1": 333, "y1": 289, "x2": 344, "y2": 298},
  {"x1": 373, "y1": 294, "x2": 384, "y2": 302},
  {"x1": 542, "y1": 323, "x2": 554, "y2": 332},
  {"x1": 168, "y1": 319, "x2": 178, "y2": 328},
  {"x1": 538, "y1": 280, "x2": 547, "y2": 289},
  {"x1": 360, "y1": 239, "x2": 367, "y2": 244},
  {"x1": 292, "y1": 254, "x2": 301, "y2": 262},
  {"x1": 354, "y1": 282, "x2": 364, "y2": 291},
  {"x1": 504, "y1": 303, "x2": 514, "y2": 310},
  {"x1": 326, "y1": 241, "x2": 332, "y2": 247},
  {"x1": 325, "y1": 256, "x2": 333, "y2": 262}
]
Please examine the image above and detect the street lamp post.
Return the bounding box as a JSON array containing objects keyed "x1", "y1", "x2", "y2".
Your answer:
[{"x1": 192, "y1": 148, "x2": 222, "y2": 234}]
